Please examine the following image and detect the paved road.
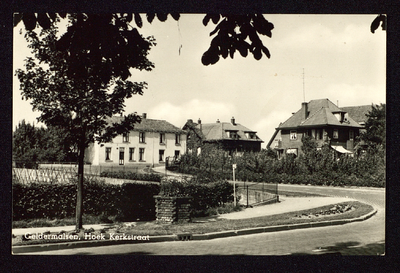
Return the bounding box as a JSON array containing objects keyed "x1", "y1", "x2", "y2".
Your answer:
[{"x1": 22, "y1": 185, "x2": 385, "y2": 255}]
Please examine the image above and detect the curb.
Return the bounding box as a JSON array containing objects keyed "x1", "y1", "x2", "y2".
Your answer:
[{"x1": 12, "y1": 208, "x2": 378, "y2": 254}]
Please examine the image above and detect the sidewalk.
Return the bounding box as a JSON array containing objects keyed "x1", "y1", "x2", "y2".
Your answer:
[{"x1": 152, "y1": 165, "x2": 192, "y2": 179}]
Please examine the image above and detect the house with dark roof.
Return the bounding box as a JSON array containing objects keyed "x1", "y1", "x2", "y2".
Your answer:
[
  {"x1": 266, "y1": 99, "x2": 363, "y2": 158},
  {"x1": 183, "y1": 117, "x2": 263, "y2": 154},
  {"x1": 340, "y1": 105, "x2": 372, "y2": 126},
  {"x1": 86, "y1": 113, "x2": 187, "y2": 166}
]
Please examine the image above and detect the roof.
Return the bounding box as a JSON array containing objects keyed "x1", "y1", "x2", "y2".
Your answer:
[
  {"x1": 340, "y1": 105, "x2": 372, "y2": 124},
  {"x1": 278, "y1": 99, "x2": 362, "y2": 129},
  {"x1": 107, "y1": 116, "x2": 186, "y2": 134},
  {"x1": 197, "y1": 122, "x2": 263, "y2": 142}
]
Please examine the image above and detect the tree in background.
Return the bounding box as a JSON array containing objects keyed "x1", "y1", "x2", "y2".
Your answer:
[
  {"x1": 361, "y1": 103, "x2": 386, "y2": 151},
  {"x1": 15, "y1": 14, "x2": 155, "y2": 230},
  {"x1": 13, "y1": 120, "x2": 77, "y2": 166}
]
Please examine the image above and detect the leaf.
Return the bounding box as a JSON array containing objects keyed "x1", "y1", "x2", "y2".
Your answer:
[
  {"x1": 211, "y1": 14, "x2": 220, "y2": 24},
  {"x1": 134, "y1": 13, "x2": 142, "y2": 28},
  {"x1": 253, "y1": 47, "x2": 262, "y2": 60},
  {"x1": 370, "y1": 15, "x2": 381, "y2": 33},
  {"x1": 170, "y1": 13, "x2": 180, "y2": 21},
  {"x1": 261, "y1": 45, "x2": 271, "y2": 58},
  {"x1": 22, "y1": 13, "x2": 37, "y2": 31},
  {"x1": 146, "y1": 13, "x2": 155, "y2": 23},
  {"x1": 203, "y1": 14, "x2": 211, "y2": 26},
  {"x1": 156, "y1": 13, "x2": 168, "y2": 22},
  {"x1": 37, "y1": 13, "x2": 51, "y2": 30}
]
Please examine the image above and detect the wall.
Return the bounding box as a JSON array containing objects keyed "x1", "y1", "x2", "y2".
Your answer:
[{"x1": 88, "y1": 130, "x2": 186, "y2": 166}]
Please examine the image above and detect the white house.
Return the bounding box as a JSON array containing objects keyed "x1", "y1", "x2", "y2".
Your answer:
[{"x1": 86, "y1": 113, "x2": 187, "y2": 167}]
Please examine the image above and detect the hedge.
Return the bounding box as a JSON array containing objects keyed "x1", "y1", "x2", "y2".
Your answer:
[
  {"x1": 160, "y1": 178, "x2": 236, "y2": 217},
  {"x1": 13, "y1": 177, "x2": 238, "y2": 221},
  {"x1": 13, "y1": 177, "x2": 160, "y2": 221},
  {"x1": 100, "y1": 171, "x2": 162, "y2": 182}
]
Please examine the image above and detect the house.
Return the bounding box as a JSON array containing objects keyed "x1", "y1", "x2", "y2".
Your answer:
[
  {"x1": 86, "y1": 113, "x2": 187, "y2": 167},
  {"x1": 182, "y1": 117, "x2": 263, "y2": 154},
  {"x1": 340, "y1": 105, "x2": 372, "y2": 127},
  {"x1": 266, "y1": 99, "x2": 363, "y2": 158}
]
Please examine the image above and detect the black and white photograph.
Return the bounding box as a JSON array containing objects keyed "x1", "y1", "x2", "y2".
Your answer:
[{"x1": 11, "y1": 13, "x2": 386, "y2": 256}]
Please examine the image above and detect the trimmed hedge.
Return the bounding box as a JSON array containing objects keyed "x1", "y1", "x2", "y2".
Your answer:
[
  {"x1": 100, "y1": 171, "x2": 162, "y2": 182},
  {"x1": 160, "y1": 178, "x2": 236, "y2": 217},
  {"x1": 13, "y1": 177, "x2": 238, "y2": 221},
  {"x1": 13, "y1": 177, "x2": 160, "y2": 221}
]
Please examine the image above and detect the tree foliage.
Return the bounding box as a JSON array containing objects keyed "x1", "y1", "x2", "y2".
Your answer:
[
  {"x1": 359, "y1": 103, "x2": 386, "y2": 154},
  {"x1": 14, "y1": 13, "x2": 274, "y2": 66},
  {"x1": 13, "y1": 120, "x2": 77, "y2": 167},
  {"x1": 370, "y1": 14, "x2": 386, "y2": 33},
  {"x1": 201, "y1": 14, "x2": 274, "y2": 65},
  {"x1": 15, "y1": 14, "x2": 156, "y2": 229}
]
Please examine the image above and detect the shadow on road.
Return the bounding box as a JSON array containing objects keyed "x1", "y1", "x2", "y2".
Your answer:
[{"x1": 290, "y1": 240, "x2": 385, "y2": 255}]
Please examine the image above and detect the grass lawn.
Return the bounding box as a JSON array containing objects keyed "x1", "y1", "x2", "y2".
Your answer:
[{"x1": 12, "y1": 201, "x2": 373, "y2": 246}]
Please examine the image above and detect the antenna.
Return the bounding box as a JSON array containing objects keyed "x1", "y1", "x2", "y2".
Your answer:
[{"x1": 302, "y1": 68, "x2": 305, "y2": 102}]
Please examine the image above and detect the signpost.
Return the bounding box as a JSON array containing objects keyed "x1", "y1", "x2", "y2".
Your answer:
[{"x1": 232, "y1": 164, "x2": 237, "y2": 206}]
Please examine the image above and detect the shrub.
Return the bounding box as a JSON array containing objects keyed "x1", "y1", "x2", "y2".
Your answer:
[
  {"x1": 159, "y1": 178, "x2": 236, "y2": 217},
  {"x1": 100, "y1": 171, "x2": 162, "y2": 182},
  {"x1": 13, "y1": 178, "x2": 160, "y2": 221}
]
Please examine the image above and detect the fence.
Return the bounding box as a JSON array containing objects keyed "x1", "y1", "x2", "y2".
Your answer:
[
  {"x1": 12, "y1": 162, "x2": 155, "y2": 184},
  {"x1": 237, "y1": 181, "x2": 279, "y2": 207}
]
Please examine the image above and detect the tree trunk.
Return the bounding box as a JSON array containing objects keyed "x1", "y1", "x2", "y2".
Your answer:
[{"x1": 76, "y1": 139, "x2": 85, "y2": 231}]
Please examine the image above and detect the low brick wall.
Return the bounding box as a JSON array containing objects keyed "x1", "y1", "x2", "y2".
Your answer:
[{"x1": 154, "y1": 196, "x2": 192, "y2": 223}]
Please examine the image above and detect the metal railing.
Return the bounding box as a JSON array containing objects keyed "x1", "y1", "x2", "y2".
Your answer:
[{"x1": 238, "y1": 181, "x2": 279, "y2": 207}]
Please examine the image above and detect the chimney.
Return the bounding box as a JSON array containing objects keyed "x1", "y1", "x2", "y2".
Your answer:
[
  {"x1": 216, "y1": 119, "x2": 220, "y2": 123},
  {"x1": 231, "y1": 117, "x2": 236, "y2": 125},
  {"x1": 142, "y1": 113, "x2": 147, "y2": 119},
  {"x1": 198, "y1": 118, "x2": 201, "y2": 124},
  {"x1": 301, "y1": 102, "x2": 308, "y2": 120}
]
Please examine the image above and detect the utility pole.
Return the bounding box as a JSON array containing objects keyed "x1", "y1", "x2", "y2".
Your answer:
[
  {"x1": 303, "y1": 68, "x2": 305, "y2": 102},
  {"x1": 232, "y1": 163, "x2": 237, "y2": 206}
]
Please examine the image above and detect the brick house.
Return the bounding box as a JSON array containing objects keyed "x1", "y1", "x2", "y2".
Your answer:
[
  {"x1": 266, "y1": 99, "x2": 363, "y2": 158},
  {"x1": 182, "y1": 117, "x2": 263, "y2": 154},
  {"x1": 85, "y1": 113, "x2": 187, "y2": 167}
]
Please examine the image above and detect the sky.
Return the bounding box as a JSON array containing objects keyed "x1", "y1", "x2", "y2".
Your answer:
[{"x1": 13, "y1": 14, "x2": 386, "y2": 146}]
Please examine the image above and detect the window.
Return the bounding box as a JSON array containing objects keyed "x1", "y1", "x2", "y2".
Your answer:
[
  {"x1": 316, "y1": 129, "x2": 323, "y2": 140},
  {"x1": 290, "y1": 130, "x2": 297, "y2": 140},
  {"x1": 349, "y1": 130, "x2": 354, "y2": 140},
  {"x1": 139, "y1": 148, "x2": 145, "y2": 161},
  {"x1": 129, "y1": 148, "x2": 135, "y2": 161},
  {"x1": 119, "y1": 147, "x2": 125, "y2": 165},
  {"x1": 139, "y1": 132, "x2": 145, "y2": 143},
  {"x1": 229, "y1": 131, "x2": 238, "y2": 139},
  {"x1": 333, "y1": 129, "x2": 339, "y2": 139},
  {"x1": 105, "y1": 147, "x2": 111, "y2": 161},
  {"x1": 175, "y1": 134, "x2": 181, "y2": 145},
  {"x1": 160, "y1": 133, "x2": 165, "y2": 144},
  {"x1": 174, "y1": 150, "x2": 180, "y2": 158},
  {"x1": 123, "y1": 132, "x2": 129, "y2": 142},
  {"x1": 159, "y1": 150, "x2": 165, "y2": 162}
]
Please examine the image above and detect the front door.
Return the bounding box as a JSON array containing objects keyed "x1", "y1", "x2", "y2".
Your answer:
[{"x1": 119, "y1": 147, "x2": 125, "y2": 165}]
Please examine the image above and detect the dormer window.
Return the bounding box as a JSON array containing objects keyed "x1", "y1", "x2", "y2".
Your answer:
[
  {"x1": 228, "y1": 131, "x2": 238, "y2": 139},
  {"x1": 245, "y1": 132, "x2": 256, "y2": 139}
]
